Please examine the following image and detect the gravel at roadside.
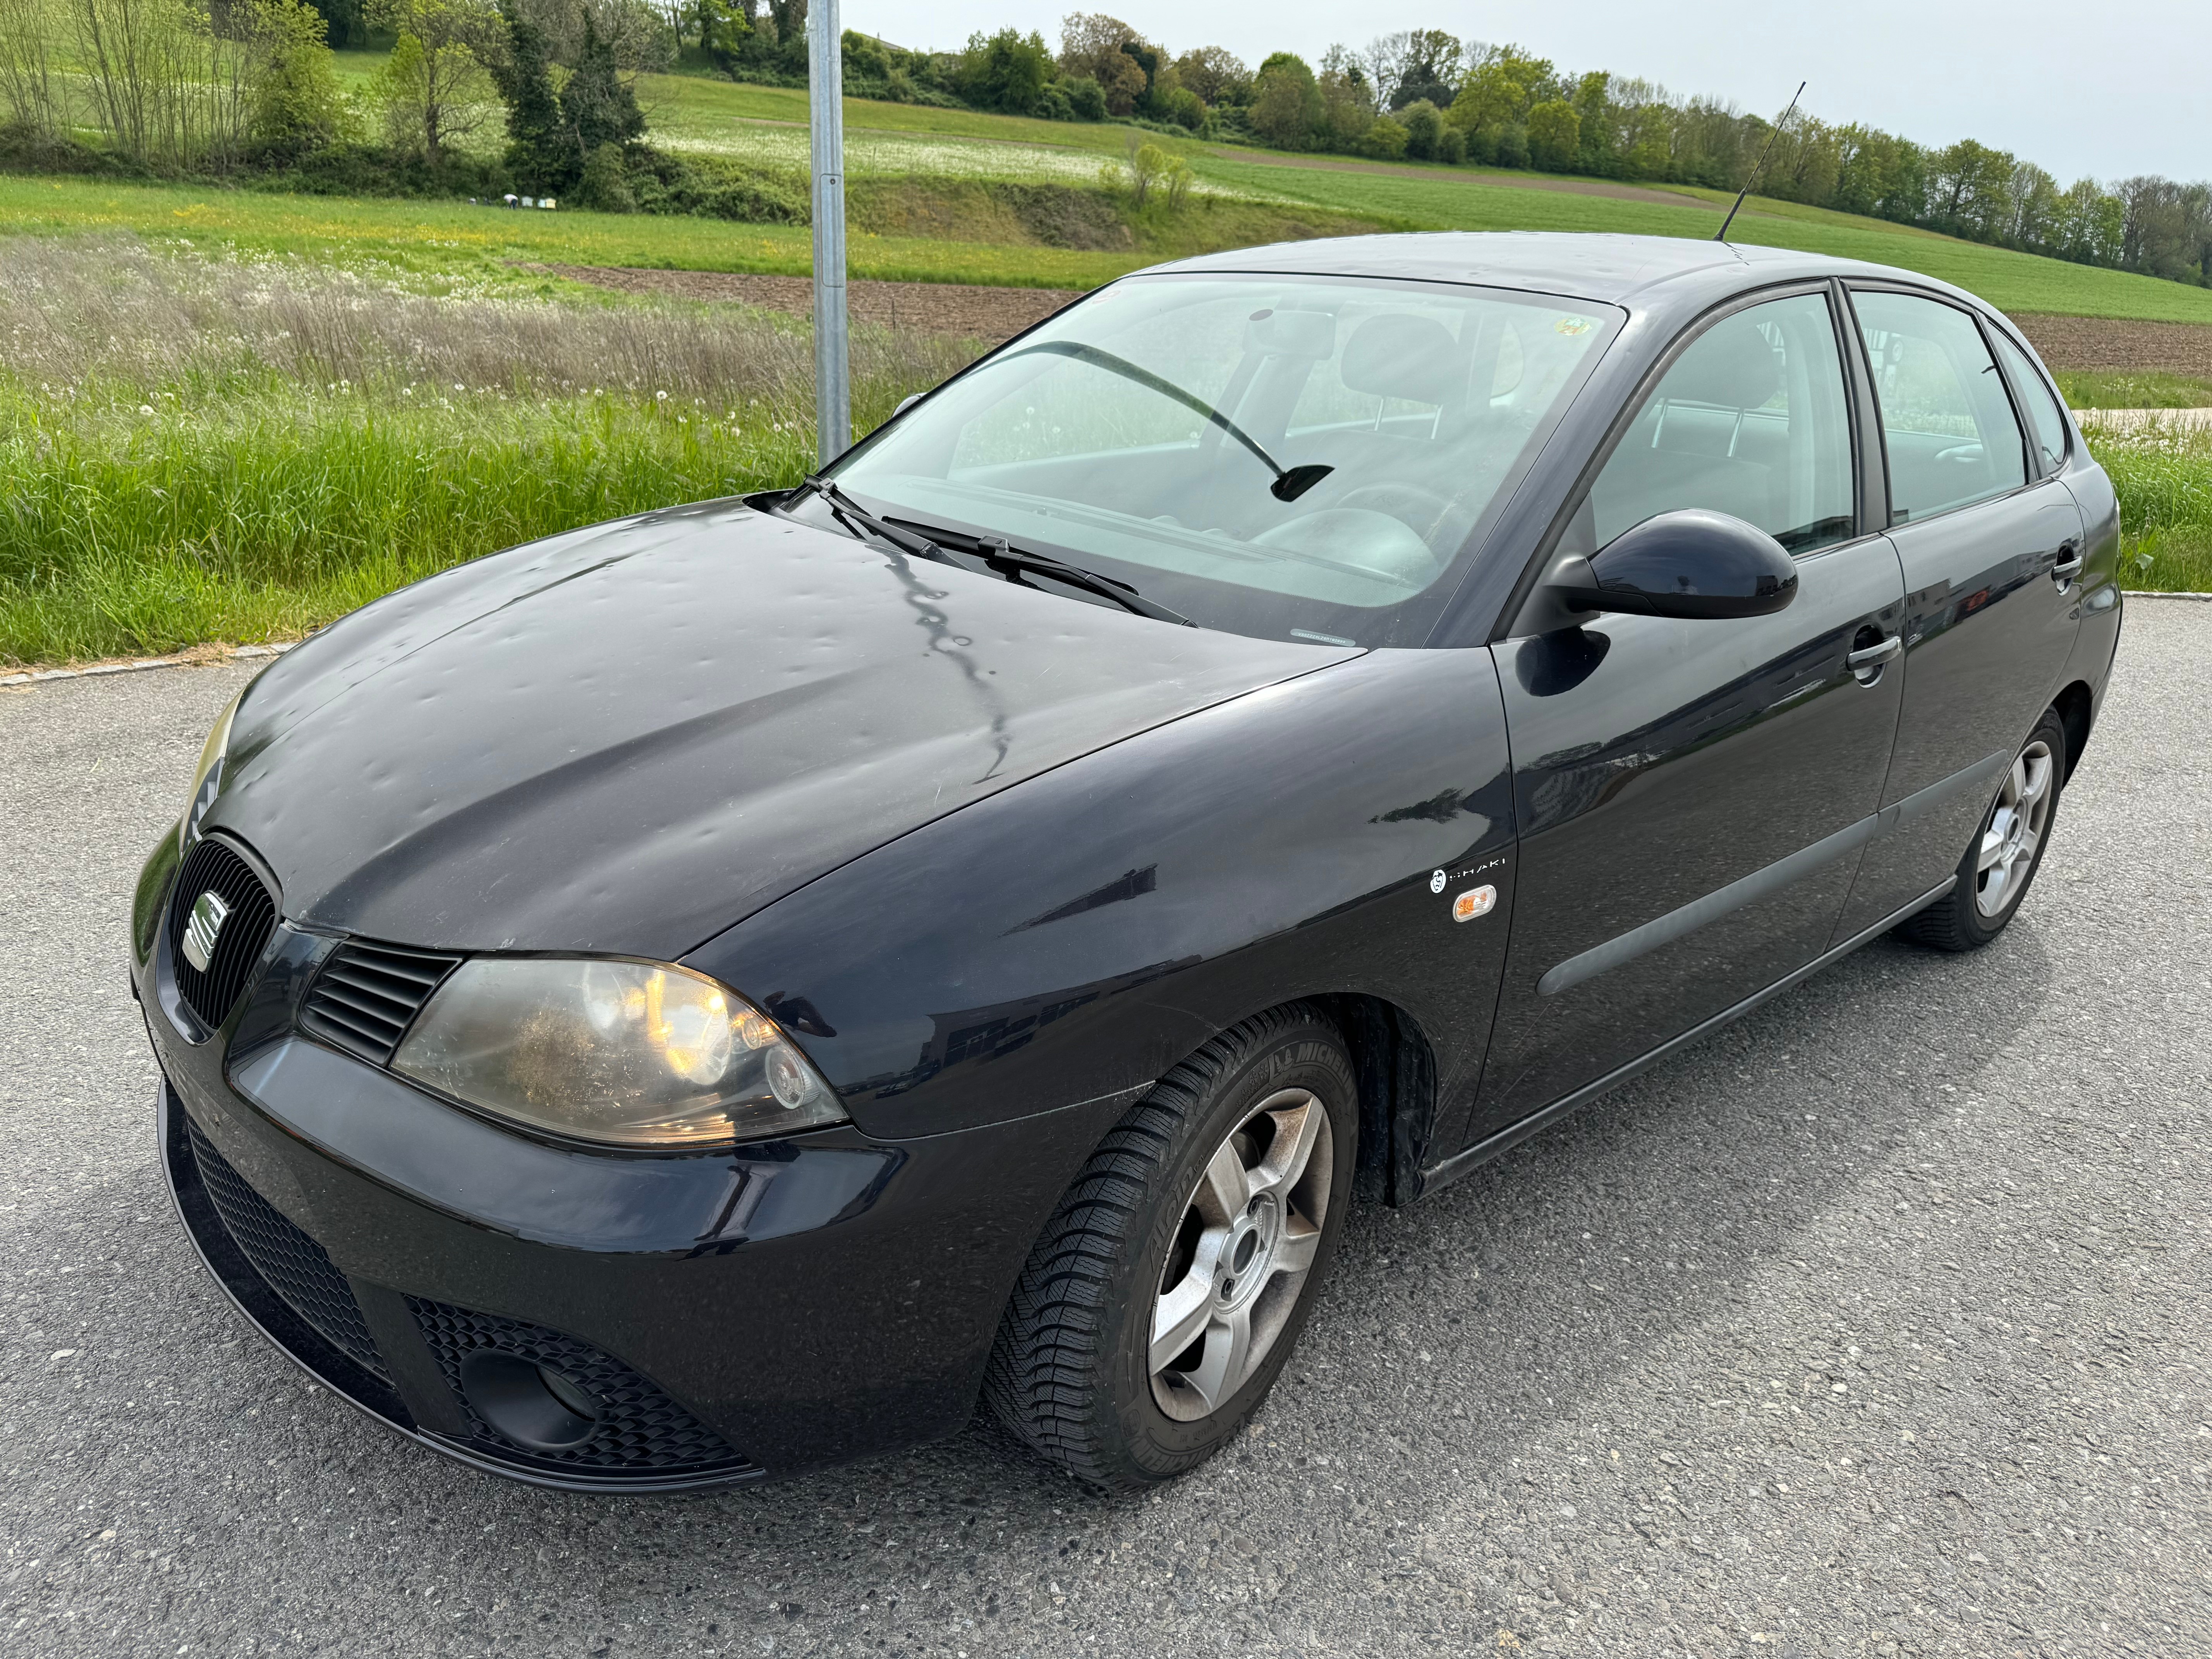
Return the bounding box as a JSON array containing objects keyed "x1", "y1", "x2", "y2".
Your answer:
[{"x1": 1, "y1": 604, "x2": 2205, "y2": 1658}]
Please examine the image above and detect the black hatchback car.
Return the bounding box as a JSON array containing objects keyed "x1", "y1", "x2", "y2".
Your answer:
[{"x1": 136, "y1": 233, "x2": 2121, "y2": 1492}]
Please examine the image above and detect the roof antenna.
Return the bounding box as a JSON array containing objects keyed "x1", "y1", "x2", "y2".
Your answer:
[{"x1": 1716, "y1": 81, "x2": 1805, "y2": 243}]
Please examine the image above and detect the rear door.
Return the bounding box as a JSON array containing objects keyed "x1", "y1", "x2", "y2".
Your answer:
[
  {"x1": 1465, "y1": 285, "x2": 1908, "y2": 1145},
  {"x1": 1830, "y1": 288, "x2": 2087, "y2": 939}
]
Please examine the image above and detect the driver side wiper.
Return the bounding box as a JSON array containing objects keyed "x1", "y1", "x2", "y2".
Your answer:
[
  {"x1": 967, "y1": 535, "x2": 1194, "y2": 628},
  {"x1": 1000, "y1": 340, "x2": 1334, "y2": 503},
  {"x1": 883, "y1": 514, "x2": 1193, "y2": 627},
  {"x1": 801, "y1": 479, "x2": 1193, "y2": 627},
  {"x1": 800, "y1": 476, "x2": 960, "y2": 566}
]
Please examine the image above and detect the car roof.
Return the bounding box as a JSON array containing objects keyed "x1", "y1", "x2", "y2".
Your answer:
[{"x1": 1146, "y1": 232, "x2": 1990, "y2": 320}]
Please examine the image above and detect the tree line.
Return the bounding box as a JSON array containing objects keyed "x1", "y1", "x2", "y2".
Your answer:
[
  {"x1": 817, "y1": 12, "x2": 2212, "y2": 291},
  {"x1": 2, "y1": 0, "x2": 2207, "y2": 290},
  {"x1": 0, "y1": 0, "x2": 817, "y2": 215}
]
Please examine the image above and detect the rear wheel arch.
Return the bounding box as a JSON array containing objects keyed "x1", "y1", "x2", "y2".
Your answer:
[{"x1": 2052, "y1": 679, "x2": 2094, "y2": 783}]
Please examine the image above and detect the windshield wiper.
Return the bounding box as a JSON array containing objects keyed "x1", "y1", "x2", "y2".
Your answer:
[
  {"x1": 1001, "y1": 340, "x2": 1334, "y2": 503},
  {"x1": 891, "y1": 517, "x2": 1192, "y2": 627},
  {"x1": 969, "y1": 535, "x2": 1195, "y2": 627},
  {"x1": 800, "y1": 476, "x2": 959, "y2": 565},
  {"x1": 803, "y1": 479, "x2": 1193, "y2": 627}
]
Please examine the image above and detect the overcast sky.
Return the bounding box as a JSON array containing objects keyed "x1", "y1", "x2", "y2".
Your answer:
[{"x1": 844, "y1": 0, "x2": 2207, "y2": 184}]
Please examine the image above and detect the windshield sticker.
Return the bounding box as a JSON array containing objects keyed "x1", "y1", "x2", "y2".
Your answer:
[{"x1": 1555, "y1": 316, "x2": 1595, "y2": 337}]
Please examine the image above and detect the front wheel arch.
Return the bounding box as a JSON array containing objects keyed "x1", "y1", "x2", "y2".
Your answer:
[
  {"x1": 1307, "y1": 992, "x2": 1441, "y2": 1209},
  {"x1": 982, "y1": 1000, "x2": 1361, "y2": 1487}
]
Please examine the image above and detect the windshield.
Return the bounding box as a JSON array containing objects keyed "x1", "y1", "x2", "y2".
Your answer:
[{"x1": 810, "y1": 273, "x2": 1620, "y2": 647}]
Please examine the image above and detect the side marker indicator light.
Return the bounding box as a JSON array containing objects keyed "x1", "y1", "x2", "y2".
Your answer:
[{"x1": 1453, "y1": 885, "x2": 1497, "y2": 923}]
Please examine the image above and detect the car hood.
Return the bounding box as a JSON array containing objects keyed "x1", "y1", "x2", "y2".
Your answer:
[{"x1": 209, "y1": 500, "x2": 1357, "y2": 959}]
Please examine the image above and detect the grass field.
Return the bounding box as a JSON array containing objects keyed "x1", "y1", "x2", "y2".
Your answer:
[
  {"x1": 42, "y1": 55, "x2": 2212, "y2": 328},
  {"x1": 2, "y1": 233, "x2": 2203, "y2": 670},
  {"x1": 6, "y1": 67, "x2": 2212, "y2": 668},
  {"x1": 0, "y1": 239, "x2": 966, "y2": 664},
  {"x1": 0, "y1": 175, "x2": 1144, "y2": 289}
]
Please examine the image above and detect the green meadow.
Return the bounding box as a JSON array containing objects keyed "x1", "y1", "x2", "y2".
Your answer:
[{"x1": 5, "y1": 62, "x2": 2211, "y2": 667}]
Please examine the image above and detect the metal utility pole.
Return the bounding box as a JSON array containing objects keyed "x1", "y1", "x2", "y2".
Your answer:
[{"x1": 806, "y1": 0, "x2": 849, "y2": 466}]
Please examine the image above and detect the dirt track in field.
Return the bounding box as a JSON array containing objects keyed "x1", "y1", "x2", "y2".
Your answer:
[{"x1": 537, "y1": 263, "x2": 2212, "y2": 374}]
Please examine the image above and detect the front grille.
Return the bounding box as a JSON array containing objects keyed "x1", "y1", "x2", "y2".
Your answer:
[
  {"x1": 300, "y1": 941, "x2": 462, "y2": 1065},
  {"x1": 168, "y1": 838, "x2": 278, "y2": 1032},
  {"x1": 184, "y1": 1113, "x2": 390, "y2": 1385},
  {"x1": 407, "y1": 1298, "x2": 752, "y2": 1476}
]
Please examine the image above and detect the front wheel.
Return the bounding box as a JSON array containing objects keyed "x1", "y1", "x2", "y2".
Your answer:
[
  {"x1": 1900, "y1": 708, "x2": 2066, "y2": 952},
  {"x1": 984, "y1": 1005, "x2": 1357, "y2": 1490}
]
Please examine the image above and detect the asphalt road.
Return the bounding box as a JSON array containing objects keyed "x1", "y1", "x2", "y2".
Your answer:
[{"x1": 3, "y1": 604, "x2": 2207, "y2": 1659}]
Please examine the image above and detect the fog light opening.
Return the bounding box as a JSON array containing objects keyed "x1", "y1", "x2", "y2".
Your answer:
[{"x1": 458, "y1": 1349, "x2": 603, "y2": 1451}]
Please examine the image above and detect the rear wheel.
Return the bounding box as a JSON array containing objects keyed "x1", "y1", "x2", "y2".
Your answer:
[
  {"x1": 984, "y1": 1005, "x2": 1356, "y2": 1489},
  {"x1": 1900, "y1": 708, "x2": 2066, "y2": 952}
]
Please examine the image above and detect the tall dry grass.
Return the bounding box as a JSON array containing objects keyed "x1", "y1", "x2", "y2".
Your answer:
[
  {"x1": 0, "y1": 237, "x2": 970, "y2": 404},
  {"x1": 0, "y1": 239, "x2": 978, "y2": 665}
]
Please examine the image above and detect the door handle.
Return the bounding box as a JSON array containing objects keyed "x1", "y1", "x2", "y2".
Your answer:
[
  {"x1": 1846, "y1": 635, "x2": 1903, "y2": 677},
  {"x1": 2051, "y1": 539, "x2": 2084, "y2": 584}
]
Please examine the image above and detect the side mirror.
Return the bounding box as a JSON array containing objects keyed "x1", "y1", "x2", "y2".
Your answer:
[{"x1": 1547, "y1": 509, "x2": 1798, "y2": 621}]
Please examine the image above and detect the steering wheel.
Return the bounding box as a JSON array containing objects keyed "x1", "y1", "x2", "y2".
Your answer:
[{"x1": 1332, "y1": 481, "x2": 1458, "y2": 545}]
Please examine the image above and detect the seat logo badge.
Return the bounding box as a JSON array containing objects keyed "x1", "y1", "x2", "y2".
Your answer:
[
  {"x1": 1453, "y1": 885, "x2": 1497, "y2": 923},
  {"x1": 182, "y1": 890, "x2": 231, "y2": 972},
  {"x1": 1429, "y1": 868, "x2": 1448, "y2": 895}
]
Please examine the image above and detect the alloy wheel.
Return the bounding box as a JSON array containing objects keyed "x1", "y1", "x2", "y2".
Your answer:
[
  {"x1": 1974, "y1": 738, "x2": 2056, "y2": 918},
  {"x1": 1149, "y1": 1087, "x2": 1334, "y2": 1422}
]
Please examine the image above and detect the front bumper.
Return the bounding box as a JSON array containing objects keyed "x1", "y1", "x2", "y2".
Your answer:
[{"x1": 140, "y1": 915, "x2": 1132, "y2": 1489}]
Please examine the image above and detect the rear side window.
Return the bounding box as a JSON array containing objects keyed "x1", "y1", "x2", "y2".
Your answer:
[
  {"x1": 1990, "y1": 329, "x2": 2071, "y2": 475},
  {"x1": 1585, "y1": 292, "x2": 1856, "y2": 555},
  {"x1": 1852, "y1": 291, "x2": 2028, "y2": 523}
]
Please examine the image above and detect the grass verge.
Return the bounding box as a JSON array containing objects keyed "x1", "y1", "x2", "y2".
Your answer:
[
  {"x1": 2088, "y1": 426, "x2": 2212, "y2": 591},
  {"x1": 2059, "y1": 371, "x2": 2212, "y2": 409},
  {"x1": 0, "y1": 239, "x2": 969, "y2": 665},
  {"x1": 10, "y1": 397, "x2": 2206, "y2": 669}
]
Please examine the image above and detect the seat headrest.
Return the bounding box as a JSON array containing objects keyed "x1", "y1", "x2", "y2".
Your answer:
[
  {"x1": 1662, "y1": 319, "x2": 1782, "y2": 409},
  {"x1": 1340, "y1": 314, "x2": 1462, "y2": 407}
]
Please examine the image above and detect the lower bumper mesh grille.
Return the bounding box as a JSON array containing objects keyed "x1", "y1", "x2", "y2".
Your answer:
[
  {"x1": 184, "y1": 1114, "x2": 390, "y2": 1386},
  {"x1": 407, "y1": 1297, "x2": 752, "y2": 1476}
]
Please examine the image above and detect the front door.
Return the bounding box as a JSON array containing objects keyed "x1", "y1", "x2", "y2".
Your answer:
[
  {"x1": 1831, "y1": 288, "x2": 2087, "y2": 938},
  {"x1": 1466, "y1": 286, "x2": 1908, "y2": 1145}
]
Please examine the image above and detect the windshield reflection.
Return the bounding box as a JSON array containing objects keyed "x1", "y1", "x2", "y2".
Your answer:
[{"x1": 815, "y1": 273, "x2": 1619, "y2": 647}]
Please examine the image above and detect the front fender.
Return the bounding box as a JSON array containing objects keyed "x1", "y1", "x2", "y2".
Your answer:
[{"x1": 685, "y1": 647, "x2": 1519, "y2": 1144}]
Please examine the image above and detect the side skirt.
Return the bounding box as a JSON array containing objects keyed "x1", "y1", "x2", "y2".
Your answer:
[{"x1": 1410, "y1": 876, "x2": 1956, "y2": 1202}]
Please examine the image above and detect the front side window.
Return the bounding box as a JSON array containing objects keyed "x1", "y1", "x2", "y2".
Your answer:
[
  {"x1": 1580, "y1": 292, "x2": 1857, "y2": 556},
  {"x1": 1852, "y1": 290, "x2": 2028, "y2": 523},
  {"x1": 819, "y1": 274, "x2": 1618, "y2": 647},
  {"x1": 1989, "y1": 329, "x2": 2070, "y2": 476}
]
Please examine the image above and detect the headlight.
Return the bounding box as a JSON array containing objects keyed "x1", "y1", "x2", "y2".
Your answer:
[
  {"x1": 180, "y1": 687, "x2": 244, "y2": 852},
  {"x1": 391, "y1": 958, "x2": 847, "y2": 1148}
]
